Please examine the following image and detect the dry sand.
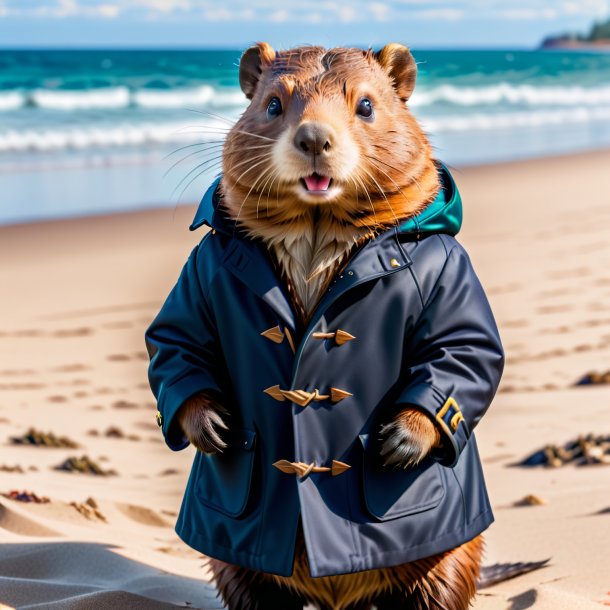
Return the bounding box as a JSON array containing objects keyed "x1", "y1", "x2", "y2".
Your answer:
[{"x1": 1, "y1": 150, "x2": 609, "y2": 609}]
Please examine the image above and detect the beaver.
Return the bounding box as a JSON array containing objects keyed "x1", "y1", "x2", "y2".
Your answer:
[{"x1": 173, "y1": 43, "x2": 486, "y2": 610}]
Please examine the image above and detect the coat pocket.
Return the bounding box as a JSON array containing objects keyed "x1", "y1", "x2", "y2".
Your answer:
[
  {"x1": 358, "y1": 433, "x2": 445, "y2": 521},
  {"x1": 195, "y1": 427, "x2": 257, "y2": 518}
]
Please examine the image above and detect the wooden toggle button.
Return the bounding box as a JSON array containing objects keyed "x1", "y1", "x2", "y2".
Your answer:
[
  {"x1": 272, "y1": 459, "x2": 351, "y2": 478},
  {"x1": 312, "y1": 329, "x2": 356, "y2": 345},
  {"x1": 264, "y1": 386, "x2": 330, "y2": 407}
]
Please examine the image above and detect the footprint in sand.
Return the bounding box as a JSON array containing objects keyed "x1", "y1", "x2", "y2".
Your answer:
[
  {"x1": 0, "y1": 382, "x2": 45, "y2": 390},
  {"x1": 52, "y1": 327, "x2": 93, "y2": 338},
  {"x1": 547, "y1": 267, "x2": 590, "y2": 280},
  {"x1": 102, "y1": 320, "x2": 133, "y2": 330},
  {"x1": 50, "y1": 363, "x2": 91, "y2": 373},
  {"x1": 0, "y1": 369, "x2": 35, "y2": 376},
  {"x1": 487, "y1": 282, "x2": 521, "y2": 295},
  {"x1": 503, "y1": 319, "x2": 528, "y2": 328},
  {"x1": 536, "y1": 304, "x2": 572, "y2": 314},
  {"x1": 115, "y1": 503, "x2": 172, "y2": 528},
  {"x1": 13, "y1": 329, "x2": 43, "y2": 337},
  {"x1": 47, "y1": 395, "x2": 68, "y2": 403},
  {"x1": 0, "y1": 501, "x2": 61, "y2": 537},
  {"x1": 112, "y1": 400, "x2": 139, "y2": 409}
]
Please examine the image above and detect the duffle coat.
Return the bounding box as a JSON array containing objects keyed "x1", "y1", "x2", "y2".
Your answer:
[{"x1": 145, "y1": 163, "x2": 505, "y2": 577}]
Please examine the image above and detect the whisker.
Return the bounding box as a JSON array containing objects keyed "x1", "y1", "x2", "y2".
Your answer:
[
  {"x1": 231, "y1": 129, "x2": 277, "y2": 143},
  {"x1": 233, "y1": 153, "x2": 269, "y2": 184},
  {"x1": 164, "y1": 146, "x2": 226, "y2": 178},
  {"x1": 265, "y1": 168, "x2": 282, "y2": 214},
  {"x1": 220, "y1": 148, "x2": 274, "y2": 173},
  {"x1": 227, "y1": 152, "x2": 274, "y2": 175},
  {"x1": 354, "y1": 173, "x2": 377, "y2": 225},
  {"x1": 256, "y1": 166, "x2": 279, "y2": 219},
  {"x1": 365, "y1": 156, "x2": 411, "y2": 202},
  {"x1": 184, "y1": 107, "x2": 239, "y2": 127},
  {"x1": 170, "y1": 156, "x2": 224, "y2": 201},
  {"x1": 188, "y1": 124, "x2": 276, "y2": 142},
  {"x1": 231, "y1": 165, "x2": 275, "y2": 232},
  {"x1": 164, "y1": 141, "x2": 225, "y2": 160},
  {"x1": 362, "y1": 167, "x2": 399, "y2": 226},
  {"x1": 174, "y1": 160, "x2": 223, "y2": 205}
]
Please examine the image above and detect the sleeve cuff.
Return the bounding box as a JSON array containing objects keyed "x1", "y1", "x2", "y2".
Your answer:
[
  {"x1": 395, "y1": 382, "x2": 470, "y2": 468},
  {"x1": 157, "y1": 372, "x2": 223, "y2": 451}
]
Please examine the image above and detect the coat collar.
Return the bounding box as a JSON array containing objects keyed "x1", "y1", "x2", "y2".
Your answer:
[{"x1": 188, "y1": 165, "x2": 456, "y2": 335}]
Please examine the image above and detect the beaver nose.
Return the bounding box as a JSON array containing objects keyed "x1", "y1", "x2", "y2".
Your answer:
[{"x1": 293, "y1": 122, "x2": 333, "y2": 156}]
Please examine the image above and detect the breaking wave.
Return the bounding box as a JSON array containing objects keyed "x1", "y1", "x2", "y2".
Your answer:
[
  {"x1": 0, "y1": 86, "x2": 248, "y2": 112},
  {"x1": 2, "y1": 106, "x2": 610, "y2": 153},
  {"x1": 3, "y1": 83, "x2": 610, "y2": 112}
]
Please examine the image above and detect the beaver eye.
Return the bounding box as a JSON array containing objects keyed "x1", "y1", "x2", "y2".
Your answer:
[
  {"x1": 266, "y1": 97, "x2": 282, "y2": 119},
  {"x1": 356, "y1": 98, "x2": 374, "y2": 119}
]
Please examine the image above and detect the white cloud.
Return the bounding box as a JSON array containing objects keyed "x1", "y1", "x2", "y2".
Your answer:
[
  {"x1": 500, "y1": 8, "x2": 557, "y2": 20},
  {"x1": 201, "y1": 7, "x2": 234, "y2": 20},
  {"x1": 97, "y1": 4, "x2": 120, "y2": 17},
  {"x1": 0, "y1": 0, "x2": 607, "y2": 24},
  {"x1": 370, "y1": 2, "x2": 390, "y2": 21},
  {"x1": 337, "y1": 6, "x2": 357, "y2": 22},
  {"x1": 304, "y1": 11, "x2": 323, "y2": 23},
  {"x1": 1, "y1": 0, "x2": 120, "y2": 19},
  {"x1": 269, "y1": 8, "x2": 289, "y2": 22},
  {"x1": 562, "y1": 0, "x2": 610, "y2": 17},
  {"x1": 132, "y1": 0, "x2": 191, "y2": 13},
  {"x1": 414, "y1": 8, "x2": 464, "y2": 21}
]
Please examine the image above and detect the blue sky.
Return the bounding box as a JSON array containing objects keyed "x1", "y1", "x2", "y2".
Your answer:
[{"x1": 1, "y1": 0, "x2": 609, "y2": 48}]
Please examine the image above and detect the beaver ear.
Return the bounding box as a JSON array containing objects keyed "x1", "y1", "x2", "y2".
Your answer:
[
  {"x1": 239, "y1": 42, "x2": 276, "y2": 100},
  {"x1": 374, "y1": 43, "x2": 417, "y2": 102}
]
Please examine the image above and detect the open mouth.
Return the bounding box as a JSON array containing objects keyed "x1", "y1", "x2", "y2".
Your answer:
[{"x1": 301, "y1": 173, "x2": 332, "y2": 193}]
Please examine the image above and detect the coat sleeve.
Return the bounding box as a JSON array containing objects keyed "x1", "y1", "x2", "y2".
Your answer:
[
  {"x1": 396, "y1": 242, "x2": 505, "y2": 468},
  {"x1": 145, "y1": 236, "x2": 224, "y2": 451}
]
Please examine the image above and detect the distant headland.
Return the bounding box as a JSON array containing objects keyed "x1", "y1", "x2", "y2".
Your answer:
[{"x1": 541, "y1": 17, "x2": 610, "y2": 49}]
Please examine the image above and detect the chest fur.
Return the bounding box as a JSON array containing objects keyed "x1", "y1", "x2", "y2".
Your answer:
[{"x1": 265, "y1": 213, "x2": 372, "y2": 324}]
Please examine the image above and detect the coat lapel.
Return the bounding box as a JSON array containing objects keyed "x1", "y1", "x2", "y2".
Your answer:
[
  {"x1": 224, "y1": 238, "x2": 297, "y2": 334},
  {"x1": 290, "y1": 228, "x2": 413, "y2": 369},
  {"x1": 305, "y1": 227, "x2": 412, "y2": 327}
]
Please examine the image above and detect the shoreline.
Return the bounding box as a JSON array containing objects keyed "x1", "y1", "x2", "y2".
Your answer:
[
  {"x1": 2, "y1": 146, "x2": 610, "y2": 231},
  {"x1": 1, "y1": 149, "x2": 610, "y2": 609}
]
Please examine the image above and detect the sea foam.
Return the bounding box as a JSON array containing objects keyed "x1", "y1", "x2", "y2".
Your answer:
[{"x1": 2, "y1": 83, "x2": 610, "y2": 112}]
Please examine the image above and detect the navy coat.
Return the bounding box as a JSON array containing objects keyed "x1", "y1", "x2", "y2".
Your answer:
[{"x1": 145, "y1": 164, "x2": 505, "y2": 577}]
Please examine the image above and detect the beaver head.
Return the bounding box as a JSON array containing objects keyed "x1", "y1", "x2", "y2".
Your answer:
[
  {"x1": 220, "y1": 43, "x2": 441, "y2": 320},
  {"x1": 221, "y1": 43, "x2": 439, "y2": 236}
]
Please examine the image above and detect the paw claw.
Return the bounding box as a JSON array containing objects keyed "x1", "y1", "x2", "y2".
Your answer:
[
  {"x1": 178, "y1": 393, "x2": 230, "y2": 455},
  {"x1": 377, "y1": 408, "x2": 440, "y2": 469}
]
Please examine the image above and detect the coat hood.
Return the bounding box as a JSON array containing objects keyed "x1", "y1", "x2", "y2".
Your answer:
[{"x1": 189, "y1": 161, "x2": 462, "y2": 237}]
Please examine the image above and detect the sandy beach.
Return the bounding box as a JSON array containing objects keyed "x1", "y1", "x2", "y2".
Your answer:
[{"x1": 1, "y1": 150, "x2": 609, "y2": 609}]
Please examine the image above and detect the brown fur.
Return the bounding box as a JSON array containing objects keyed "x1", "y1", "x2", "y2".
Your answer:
[
  {"x1": 210, "y1": 526, "x2": 483, "y2": 610},
  {"x1": 179, "y1": 42, "x2": 482, "y2": 609}
]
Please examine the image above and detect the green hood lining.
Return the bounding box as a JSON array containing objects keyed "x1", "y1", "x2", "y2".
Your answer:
[{"x1": 397, "y1": 162, "x2": 462, "y2": 236}]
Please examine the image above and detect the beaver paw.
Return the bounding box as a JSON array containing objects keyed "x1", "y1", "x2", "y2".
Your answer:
[
  {"x1": 177, "y1": 392, "x2": 229, "y2": 454},
  {"x1": 379, "y1": 407, "x2": 441, "y2": 468}
]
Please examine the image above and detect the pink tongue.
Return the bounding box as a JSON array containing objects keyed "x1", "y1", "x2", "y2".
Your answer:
[{"x1": 304, "y1": 174, "x2": 331, "y2": 191}]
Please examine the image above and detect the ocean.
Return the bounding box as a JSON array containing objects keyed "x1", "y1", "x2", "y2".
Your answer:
[{"x1": 1, "y1": 48, "x2": 610, "y2": 225}]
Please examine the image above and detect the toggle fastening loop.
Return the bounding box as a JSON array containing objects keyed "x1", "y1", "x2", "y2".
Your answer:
[{"x1": 272, "y1": 459, "x2": 351, "y2": 478}]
